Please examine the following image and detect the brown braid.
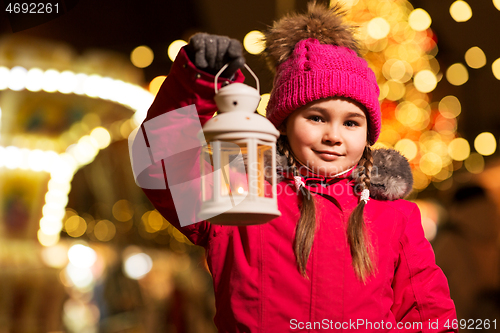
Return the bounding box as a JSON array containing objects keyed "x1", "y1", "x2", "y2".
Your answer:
[
  {"x1": 347, "y1": 146, "x2": 376, "y2": 282},
  {"x1": 357, "y1": 146, "x2": 373, "y2": 190},
  {"x1": 277, "y1": 135, "x2": 316, "y2": 277}
]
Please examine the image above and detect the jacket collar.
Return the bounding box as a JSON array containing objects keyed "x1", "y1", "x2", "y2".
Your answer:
[
  {"x1": 278, "y1": 173, "x2": 358, "y2": 212},
  {"x1": 278, "y1": 148, "x2": 414, "y2": 202},
  {"x1": 281, "y1": 164, "x2": 355, "y2": 187}
]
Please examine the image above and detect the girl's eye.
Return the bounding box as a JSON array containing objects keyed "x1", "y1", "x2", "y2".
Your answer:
[
  {"x1": 309, "y1": 115, "x2": 323, "y2": 122},
  {"x1": 344, "y1": 120, "x2": 359, "y2": 127}
]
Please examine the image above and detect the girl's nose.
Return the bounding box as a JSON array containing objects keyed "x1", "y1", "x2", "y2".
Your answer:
[{"x1": 322, "y1": 127, "x2": 342, "y2": 145}]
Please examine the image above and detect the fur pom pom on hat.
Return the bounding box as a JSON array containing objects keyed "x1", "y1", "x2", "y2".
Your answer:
[{"x1": 264, "y1": 1, "x2": 381, "y2": 144}]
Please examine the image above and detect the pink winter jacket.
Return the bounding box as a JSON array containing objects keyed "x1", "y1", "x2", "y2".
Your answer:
[{"x1": 132, "y1": 48, "x2": 458, "y2": 332}]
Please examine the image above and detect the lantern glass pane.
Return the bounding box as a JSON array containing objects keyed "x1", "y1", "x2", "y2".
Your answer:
[
  {"x1": 200, "y1": 143, "x2": 214, "y2": 202},
  {"x1": 256, "y1": 144, "x2": 274, "y2": 198},
  {"x1": 220, "y1": 141, "x2": 249, "y2": 197}
]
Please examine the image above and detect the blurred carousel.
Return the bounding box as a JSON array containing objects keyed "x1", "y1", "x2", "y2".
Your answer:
[{"x1": 0, "y1": 36, "x2": 215, "y2": 333}]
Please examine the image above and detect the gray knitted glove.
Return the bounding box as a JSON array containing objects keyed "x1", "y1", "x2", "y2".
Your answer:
[{"x1": 186, "y1": 33, "x2": 245, "y2": 78}]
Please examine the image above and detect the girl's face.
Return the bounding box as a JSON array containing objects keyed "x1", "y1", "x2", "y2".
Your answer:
[{"x1": 281, "y1": 97, "x2": 368, "y2": 177}]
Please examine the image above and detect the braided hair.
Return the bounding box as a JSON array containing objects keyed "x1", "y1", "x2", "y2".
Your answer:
[
  {"x1": 277, "y1": 135, "x2": 316, "y2": 277},
  {"x1": 348, "y1": 146, "x2": 376, "y2": 282}
]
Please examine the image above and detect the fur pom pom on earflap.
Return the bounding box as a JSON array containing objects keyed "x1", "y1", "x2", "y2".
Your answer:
[
  {"x1": 353, "y1": 148, "x2": 414, "y2": 200},
  {"x1": 263, "y1": 1, "x2": 359, "y2": 71}
]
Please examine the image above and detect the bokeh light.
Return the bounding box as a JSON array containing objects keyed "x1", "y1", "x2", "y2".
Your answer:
[
  {"x1": 389, "y1": 60, "x2": 413, "y2": 82},
  {"x1": 90, "y1": 127, "x2": 111, "y2": 149},
  {"x1": 257, "y1": 93, "x2": 270, "y2": 116},
  {"x1": 43, "y1": 69, "x2": 60, "y2": 93},
  {"x1": 377, "y1": 126, "x2": 400, "y2": 146},
  {"x1": 465, "y1": 46, "x2": 486, "y2": 69},
  {"x1": 149, "y1": 75, "x2": 167, "y2": 96},
  {"x1": 382, "y1": 80, "x2": 405, "y2": 101},
  {"x1": 8, "y1": 66, "x2": 27, "y2": 91},
  {"x1": 408, "y1": 8, "x2": 432, "y2": 31},
  {"x1": 58, "y1": 70, "x2": 77, "y2": 94},
  {"x1": 243, "y1": 30, "x2": 266, "y2": 55},
  {"x1": 167, "y1": 40, "x2": 188, "y2": 62},
  {"x1": 37, "y1": 229, "x2": 60, "y2": 247},
  {"x1": 448, "y1": 138, "x2": 470, "y2": 161},
  {"x1": 413, "y1": 70, "x2": 437, "y2": 93},
  {"x1": 492, "y1": 58, "x2": 500, "y2": 80},
  {"x1": 141, "y1": 210, "x2": 167, "y2": 234},
  {"x1": 394, "y1": 139, "x2": 418, "y2": 161},
  {"x1": 446, "y1": 63, "x2": 468, "y2": 86},
  {"x1": 41, "y1": 244, "x2": 69, "y2": 268},
  {"x1": 438, "y1": 95, "x2": 461, "y2": 119},
  {"x1": 419, "y1": 152, "x2": 442, "y2": 176},
  {"x1": 112, "y1": 200, "x2": 134, "y2": 222},
  {"x1": 65, "y1": 264, "x2": 94, "y2": 289},
  {"x1": 434, "y1": 115, "x2": 457, "y2": 133},
  {"x1": 394, "y1": 101, "x2": 430, "y2": 130},
  {"x1": 474, "y1": 132, "x2": 497, "y2": 156},
  {"x1": 40, "y1": 215, "x2": 64, "y2": 236},
  {"x1": 94, "y1": 220, "x2": 116, "y2": 242},
  {"x1": 494, "y1": 0, "x2": 500, "y2": 11},
  {"x1": 28, "y1": 149, "x2": 47, "y2": 172},
  {"x1": 449, "y1": 1, "x2": 472, "y2": 22},
  {"x1": 68, "y1": 244, "x2": 97, "y2": 269},
  {"x1": 123, "y1": 252, "x2": 153, "y2": 280},
  {"x1": 464, "y1": 153, "x2": 484, "y2": 174},
  {"x1": 130, "y1": 46, "x2": 154, "y2": 68},
  {"x1": 367, "y1": 17, "x2": 391, "y2": 40},
  {"x1": 412, "y1": 169, "x2": 431, "y2": 190},
  {"x1": 148, "y1": 210, "x2": 165, "y2": 232},
  {"x1": 414, "y1": 200, "x2": 441, "y2": 241},
  {"x1": 65, "y1": 215, "x2": 87, "y2": 238},
  {"x1": 26, "y1": 68, "x2": 44, "y2": 91},
  {"x1": 82, "y1": 74, "x2": 102, "y2": 97}
]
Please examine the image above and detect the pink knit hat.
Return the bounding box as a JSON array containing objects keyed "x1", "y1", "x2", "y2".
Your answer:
[{"x1": 266, "y1": 38, "x2": 381, "y2": 144}]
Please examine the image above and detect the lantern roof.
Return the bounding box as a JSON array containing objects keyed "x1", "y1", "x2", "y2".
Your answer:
[
  {"x1": 203, "y1": 78, "x2": 280, "y2": 140},
  {"x1": 201, "y1": 111, "x2": 279, "y2": 140}
]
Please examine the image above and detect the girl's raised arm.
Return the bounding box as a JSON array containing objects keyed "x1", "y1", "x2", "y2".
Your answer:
[{"x1": 130, "y1": 35, "x2": 245, "y2": 246}]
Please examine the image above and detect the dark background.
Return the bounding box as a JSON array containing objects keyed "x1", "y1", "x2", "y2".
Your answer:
[{"x1": 2, "y1": 0, "x2": 499, "y2": 145}]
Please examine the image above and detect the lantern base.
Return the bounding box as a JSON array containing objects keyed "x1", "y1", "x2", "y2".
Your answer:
[{"x1": 198, "y1": 200, "x2": 281, "y2": 226}]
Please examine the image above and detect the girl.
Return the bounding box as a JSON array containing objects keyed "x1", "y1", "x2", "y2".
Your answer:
[{"x1": 133, "y1": 2, "x2": 457, "y2": 332}]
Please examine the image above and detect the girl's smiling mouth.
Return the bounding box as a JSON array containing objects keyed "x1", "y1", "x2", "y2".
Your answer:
[{"x1": 313, "y1": 150, "x2": 343, "y2": 161}]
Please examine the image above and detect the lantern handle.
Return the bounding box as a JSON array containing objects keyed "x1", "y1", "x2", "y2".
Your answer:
[{"x1": 214, "y1": 63, "x2": 260, "y2": 95}]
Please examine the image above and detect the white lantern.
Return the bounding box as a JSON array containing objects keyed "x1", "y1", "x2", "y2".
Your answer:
[{"x1": 197, "y1": 64, "x2": 281, "y2": 225}]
